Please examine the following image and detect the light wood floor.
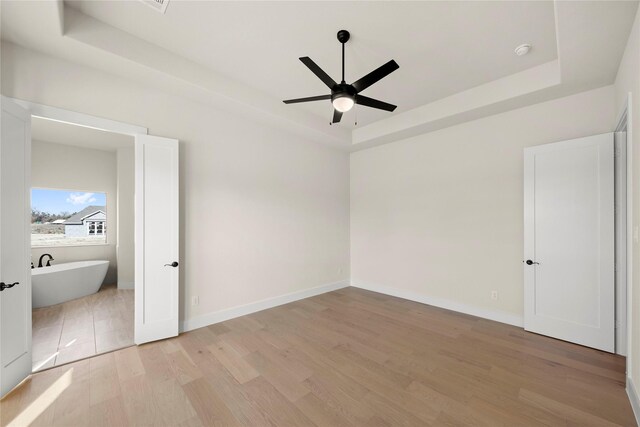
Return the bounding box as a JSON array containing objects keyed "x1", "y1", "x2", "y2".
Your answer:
[
  {"x1": 2, "y1": 287, "x2": 635, "y2": 426},
  {"x1": 32, "y1": 283, "x2": 134, "y2": 371}
]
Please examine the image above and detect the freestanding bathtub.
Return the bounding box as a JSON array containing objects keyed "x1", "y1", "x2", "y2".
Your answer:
[{"x1": 31, "y1": 260, "x2": 109, "y2": 308}]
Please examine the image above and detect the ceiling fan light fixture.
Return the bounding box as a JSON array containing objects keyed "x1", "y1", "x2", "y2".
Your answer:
[{"x1": 332, "y1": 94, "x2": 355, "y2": 112}]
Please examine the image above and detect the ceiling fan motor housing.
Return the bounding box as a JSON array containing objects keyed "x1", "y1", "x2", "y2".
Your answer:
[{"x1": 331, "y1": 83, "x2": 356, "y2": 101}]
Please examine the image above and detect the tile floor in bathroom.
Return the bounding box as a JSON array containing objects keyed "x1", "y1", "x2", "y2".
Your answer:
[{"x1": 31, "y1": 283, "x2": 134, "y2": 372}]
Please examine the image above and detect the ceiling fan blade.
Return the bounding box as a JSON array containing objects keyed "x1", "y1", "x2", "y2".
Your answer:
[
  {"x1": 352, "y1": 60, "x2": 399, "y2": 93},
  {"x1": 356, "y1": 95, "x2": 397, "y2": 112},
  {"x1": 332, "y1": 109, "x2": 343, "y2": 123},
  {"x1": 299, "y1": 57, "x2": 338, "y2": 89},
  {"x1": 283, "y1": 94, "x2": 331, "y2": 104}
]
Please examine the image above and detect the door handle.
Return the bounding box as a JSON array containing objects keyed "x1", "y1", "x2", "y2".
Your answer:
[
  {"x1": 164, "y1": 262, "x2": 179, "y2": 268},
  {"x1": 0, "y1": 282, "x2": 19, "y2": 291},
  {"x1": 523, "y1": 260, "x2": 539, "y2": 265}
]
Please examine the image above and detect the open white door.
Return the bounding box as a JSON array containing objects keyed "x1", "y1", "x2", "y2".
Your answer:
[
  {"x1": 0, "y1": 98, "x2": 32, "y2": 397},
  {"x1": 524, "y1": 133, "x2": 614, "y2": 352},
  {"x1": 135, "y1": 134, "x2": 179, "y2": 344}
]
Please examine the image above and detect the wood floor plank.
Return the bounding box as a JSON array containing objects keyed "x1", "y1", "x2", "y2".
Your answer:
[
  {"x1": 294, "y1": 391, "x2": 356, "y2": 427},
  {"x1": 137, "y1": 342, "x2": 175, "y2": 386},
  {"x1": 114, "y1": 346, "x2": 145, "y2": 383},
  {"x1": 119, "y1": 375, "x2": 163, "y2": 426},
  {"x1": 182, "y1": 377, "x2": 241, "y2": 426},
  {"x1": 206, "y1": 341, "x2": 259, "y2": 384},
  {"x1": 205, "y1": 370, "x2": 277, "y2": 426},
  {"x1": 89, "y1": 395, "x2": 129, "y2": 427},
  {"x1": 89, "y1": 352, "x2": 121, "y2": 407},
  {"x1": 240, "y1": 376, "x2": 317, "y2": 426},
  {"x1": 150, "y1": 378, "x2": 198, "y2": 426},
  {"x1": 51, "y1": 377, "x2": 91, "y2": 427},
  {"x1": 1, "y1": 287, "x2": 636, "y2": 427},
  {"x1": 244, "y1": 350, "x2": 310, "y2": 402},
  {"x1": 166, "y1": 348, "x2": 203, "y2": 386}
]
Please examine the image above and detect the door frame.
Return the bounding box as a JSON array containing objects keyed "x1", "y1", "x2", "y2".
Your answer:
[
  {"x1": 5, "y1": 96, "x2": 149, "y2": 364},
  {"x1": 614, "y1": 93, "x2": 632, "y2": 367},
  {"x1": 615, "y1": 129, "x2": 628, "y2": 356},
  {"x1": 9, "y1": 99, "x2": 148, "y2": 136}
]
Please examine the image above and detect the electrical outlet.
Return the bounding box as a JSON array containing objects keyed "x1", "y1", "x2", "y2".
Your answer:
[
  {"x1": 491, "y1": 290, "x2": 499, "y2": 301},
  {"x1": 192, "y1": 296, "x2": 199, "y2": 306}
]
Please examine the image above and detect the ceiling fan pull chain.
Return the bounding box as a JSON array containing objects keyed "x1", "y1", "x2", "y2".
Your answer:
[{"x1": 355, "y1": 102, "x2": 358, "y2": 126}]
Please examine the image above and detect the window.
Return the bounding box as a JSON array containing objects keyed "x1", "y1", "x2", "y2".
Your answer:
[
  {"x1": 31, "y1": 189, "x2": 108, "y2": 247},
  {"x1": 87, "y1": 221, "x2": 105, "y2": 236}
]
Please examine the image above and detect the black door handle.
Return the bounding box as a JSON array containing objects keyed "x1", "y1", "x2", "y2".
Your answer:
[
  {"x1": 164, "y1": 262, "x2": 179, "y2": 268},
  {"x1": 0, "y1": 282, "x2": 19, "y2": 291},
  {"x1": 523, "y1": 260, "x2": 539, "y2": 265}
]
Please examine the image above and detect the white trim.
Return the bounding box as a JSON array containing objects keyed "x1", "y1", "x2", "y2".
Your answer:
[
  {"x1": 616, "y1": 93, "x2": 633, "y2": 376},
  {"x1": 6, "y1": 97, "x2": 148, "y2": 136},
  {"x1": 351, "y1": 281, "x2": 524, "y2": 327},
  {"x1": 117, "y1": 281, "x2": 134, "y2": 290},
  {"x1": 615, "y1": 96, "x2": 631, "y2": 358},
  {"x1": 181, "y1": 280, "x2": 350, "y2": 332},
  {"x1": 616, "y1": 94, "x2": 630, "y2": 132},
  {"x1": 614, "y1": 130, "x2": 628, "y2": 356},
  {"x1": 627, "y1": 377, "x2": 640, "y2": 425}
]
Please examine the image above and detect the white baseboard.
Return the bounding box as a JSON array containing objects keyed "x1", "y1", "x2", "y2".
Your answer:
[
  {"x1": 180, "y1": 279, "x2": 523, "y2": 333},
  {"x1": 351, "y1": 280, "x2": 524, "y2": 327},
  {"x1": 180, "y1": 280, "x2": 350, "y2": 332},
  {"x1": 118, "y1": 281, "x2": 134, "y2": 290},
  {"x1": 628, "y1": 377, "x2": 640, "y2": 425}
]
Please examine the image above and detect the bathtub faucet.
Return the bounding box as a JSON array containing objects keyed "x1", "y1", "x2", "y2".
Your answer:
[{"x1": 38, "y1": 254, "x2": 54, "y2": 268}]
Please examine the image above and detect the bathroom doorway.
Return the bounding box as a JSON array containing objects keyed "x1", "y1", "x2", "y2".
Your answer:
[
  {"x1": 29, "y1": 118, "x2": 136, "y2": 371},
  {"x1": 1, "y1": 97, "x2": 180, "y2": 396}
]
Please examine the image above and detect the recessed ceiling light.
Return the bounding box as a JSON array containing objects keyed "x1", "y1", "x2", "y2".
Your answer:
[{"x1": 515, "y1": 44, "x2": 532, "y2": 56}]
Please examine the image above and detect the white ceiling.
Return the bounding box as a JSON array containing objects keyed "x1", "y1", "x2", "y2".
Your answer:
[
  {"x1": 1, "y1": 1, "x2": 638, "y2": 150},
  {"x1": 65, "y1": 1, "x2": 558, "y2": 129},
  {"x1": 32, "y1": 117, "x2": 133, "y2": 151}
]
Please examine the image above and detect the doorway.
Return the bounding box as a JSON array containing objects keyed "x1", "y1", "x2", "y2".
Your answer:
[
  {"x1": 29, "y1": 118, "x2": 135, "y2": 371},
  {"x1": 1, "y1": 97, "x2": 180, "y2": 397}
]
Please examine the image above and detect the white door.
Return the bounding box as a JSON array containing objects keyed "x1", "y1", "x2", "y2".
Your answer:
[
  {"x1": 0, "y1": 98, "x2": 32, "y2": 397},
  {"x1": 135, "y1": 134, "x2": 179, "y2": 344},
  {"x1": 524, "y1": 133, "x2": 614, "y2": 352}
]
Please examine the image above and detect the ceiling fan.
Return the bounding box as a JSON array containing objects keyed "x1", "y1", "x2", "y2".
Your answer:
[{"x1": 283, "y1": 30, "x2": 399, "y2": 124}]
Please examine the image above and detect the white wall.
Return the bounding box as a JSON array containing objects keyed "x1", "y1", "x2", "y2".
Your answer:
[
  {"x1": 614, "y1": 5, "x2": 640, "y2": 417},
  {"x1": 31, "y1": 140, "x2": 118, "y2": 284},
  {"x1": 116, "y1": 147, "x2": 134, "y2": 289},
  {"x1": 1, "y1": 42, "x2": 350, "y2": 325},
  {"x1": 351, "y1": 86, "x2": 616, "y2": 323}
]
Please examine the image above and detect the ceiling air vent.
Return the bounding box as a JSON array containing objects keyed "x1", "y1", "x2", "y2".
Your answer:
[{"x1": 140, "y1": 0, "x2": 170, "y2": 14}]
